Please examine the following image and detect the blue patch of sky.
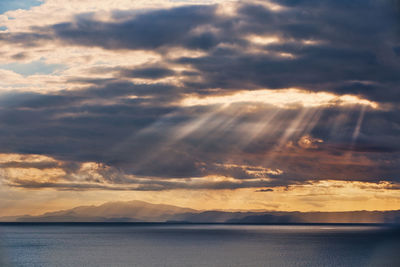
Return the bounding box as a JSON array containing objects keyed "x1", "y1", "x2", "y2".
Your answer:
[
  {"x1": 0, "y1": 0, "x2": 43, "y2": 15},
  {"x1": 0, "y1": 59, "x2": 65, "y2": 76}
]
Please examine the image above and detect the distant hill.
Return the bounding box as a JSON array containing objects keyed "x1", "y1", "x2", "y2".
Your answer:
[
  {"x1": 10, "y1": 200, "x2": 197, "y2": 222},
  {"x1": 1, "y1": 200, "x2": 400, "y2": 224}
]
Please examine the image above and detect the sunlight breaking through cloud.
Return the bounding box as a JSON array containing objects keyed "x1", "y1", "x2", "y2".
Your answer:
[
  {"x1": 0, "y1": 0, "x2": 399, "y2": 216},
  {"x1": 181, "y1": 89, "x2": 380, "y2": 109}
]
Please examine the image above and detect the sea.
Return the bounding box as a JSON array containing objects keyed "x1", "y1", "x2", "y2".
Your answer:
[{"x1": 0, "y1": 224, "x2": 399, "y2": 267}]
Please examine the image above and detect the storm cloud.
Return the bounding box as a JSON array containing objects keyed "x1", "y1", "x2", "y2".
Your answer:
[{"x1": 0, "y1": 0, "x2": 399, "y2": 191}]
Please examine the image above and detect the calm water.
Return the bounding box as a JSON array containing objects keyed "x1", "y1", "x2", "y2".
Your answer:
[{"x1": 0, "y1": 224, "x2": 399, "y2": 267}]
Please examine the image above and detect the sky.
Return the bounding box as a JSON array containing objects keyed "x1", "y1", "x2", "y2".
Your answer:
[{"x1": 0, "y1": 0, "x2": 400, "y2": 216}]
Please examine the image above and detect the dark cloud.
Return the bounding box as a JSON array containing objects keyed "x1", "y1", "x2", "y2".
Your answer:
[
  {"x1": 11, "y1": 52, "x2": 28, "y2": 60},
  {"x1": 0, "y1": 32, "x2": 51, "y2": 47},
  {"x1": 4, "y1": 167, "x2": 293, "y2": 191},
  {"x1": 1, "y1": 89, "x2": 398, "y2": 188},
  {"x1": 255, "y1": 189, "x2": 274, "y2": 192},
  {"x1": 0, "y1": 0, "x2": 399, "y2": 191},
  {"x1": 50, "y1": 5, "x2": 218, "y2": 50},
  {"x1": 0, "y1": 1, "x2": 398, "y2": 103},
  {"x1": 119, "y1": 66, "x2": 175, "y2": 79}
]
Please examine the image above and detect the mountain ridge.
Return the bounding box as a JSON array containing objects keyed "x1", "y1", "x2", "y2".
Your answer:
[{"x1": 2, "y1": 200, "x2": 400, "y2": 224}]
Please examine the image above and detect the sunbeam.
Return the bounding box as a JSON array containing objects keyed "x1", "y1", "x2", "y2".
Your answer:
[{"x1": 352, "y1": 105, "x2": 367, "y2": 146}]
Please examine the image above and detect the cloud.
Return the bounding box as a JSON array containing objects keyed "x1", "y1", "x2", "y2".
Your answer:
[
  {"x1": 0, "y1": 84, "x2": 399, "y2": 189},
  {"x1": 1, "y1": 1, "x2": 399, "y2": 104},
  {"x1": 49, "y1": 5, "x2": 219, "y2": 50},
  {"x1": 255, "y1": 188, "x2": 274, "y2": 192},
  {"x1": 180, "y1": 88, "x2": 379, "y2": 109},
  {"x1": 0, "y1": 0, "x2": 399, "y2": 193},
  {"x1": 119, "y1": 66, "x2": 175, "y2": 79}
]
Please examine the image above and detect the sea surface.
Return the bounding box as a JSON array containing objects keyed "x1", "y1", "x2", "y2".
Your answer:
[{"x1": 0, "y1": 224, "x2": 399, "y2": 267}]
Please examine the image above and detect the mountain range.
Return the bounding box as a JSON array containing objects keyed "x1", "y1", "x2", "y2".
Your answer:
[{"x1": 2, "y1": 200, "x2": 400, "y2": 224}]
